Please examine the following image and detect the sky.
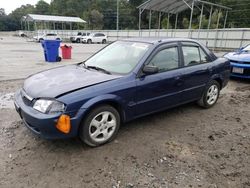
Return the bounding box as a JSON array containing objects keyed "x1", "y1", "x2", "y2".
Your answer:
[{"x1": 0, "y1": 0, "x2": 51, "y2": 14}]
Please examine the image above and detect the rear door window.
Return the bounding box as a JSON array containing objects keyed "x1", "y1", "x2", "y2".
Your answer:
[{"x1": 182, "y1": 46, "x2": 210, "y2": 66}]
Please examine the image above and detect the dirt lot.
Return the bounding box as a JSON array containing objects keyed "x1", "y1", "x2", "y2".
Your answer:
[
  {"x1": 0, "y1": 78, "x2": 249, "y2": 188},
  {"x1": 0, "y1": 36, "x2": 249, "y2": 188}
]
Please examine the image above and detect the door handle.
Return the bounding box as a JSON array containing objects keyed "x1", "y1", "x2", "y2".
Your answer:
[
  {"x1": 175, "y1": 76, "x2": 181, "y2": 80},
  {"x1": 175, "y1": 76, "x2": 183, "y2": 86}
]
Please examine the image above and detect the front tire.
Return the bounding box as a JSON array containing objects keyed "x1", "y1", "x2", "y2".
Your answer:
[
  {"x1": 197, "y1": 80, "x2": 220, "y2": 108},
  {"x1": 79, "y1": 105, "x2": 120, "y2": 147},
  {"x1": 87, "y1": 39, "x2": 92, "y2": 44}
]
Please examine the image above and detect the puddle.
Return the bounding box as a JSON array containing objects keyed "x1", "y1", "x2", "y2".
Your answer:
[{"x1": 0, "y1": 93, "x2": 15, "y2": 109}]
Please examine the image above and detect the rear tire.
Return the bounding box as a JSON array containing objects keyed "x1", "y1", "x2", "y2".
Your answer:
[
  {"x1": 76, "y1": 38, "x2": 80, "y2": 43},
  {"x1": 87, "y1": 39, "x2": 92, "y2": 44},
  {"x1": 79, "y1": 105, "x2": 120, "y2": 147},
  {"x1": 197, "y1": 80, "x2": 220, "y2": 108},
  {"x1": 102, "y1": 39, "x2": 107, "y2": 44}
]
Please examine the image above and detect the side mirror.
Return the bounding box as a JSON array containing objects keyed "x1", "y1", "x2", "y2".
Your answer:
[{"x1": 142, "y1": 65, "x2": 159, "y2": 75}]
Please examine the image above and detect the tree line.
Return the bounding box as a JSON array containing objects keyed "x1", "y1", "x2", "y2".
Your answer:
[{"x1": 0, "y1": 0, "x2": 250, "y2": 31}]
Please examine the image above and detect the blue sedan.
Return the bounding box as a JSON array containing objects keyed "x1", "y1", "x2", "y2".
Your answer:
[
  {"x1": 14, "y1": 38, "x2": 230, "y2": 147},
  {"x1": 224, "y1": 45, "x2": 250, "y2": 78}
]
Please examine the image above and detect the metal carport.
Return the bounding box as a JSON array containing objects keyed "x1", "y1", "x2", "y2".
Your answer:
[
  {"x1": 21, "y1": 14, "x2": 86, "y2": 31},
  {"x1": 137, "y1": 0, "x2": 232, "y2": 37}
]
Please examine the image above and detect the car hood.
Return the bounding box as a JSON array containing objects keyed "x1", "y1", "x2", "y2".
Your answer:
[
  {"x1": 23, "y1": 65, "x2": 122, "y2": 98},
  {"x1": 224, "y1": 52, "x2": 250, "y2": 62}
]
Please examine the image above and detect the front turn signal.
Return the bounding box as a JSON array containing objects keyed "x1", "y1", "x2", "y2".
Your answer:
[{"x1": 56, "y1": 114, "x2": 71, "y2": 134}]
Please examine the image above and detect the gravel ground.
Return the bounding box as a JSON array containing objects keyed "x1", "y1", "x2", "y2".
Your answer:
[{"x1": 0, "y1": 78, "x2": 249, "y2": 188}]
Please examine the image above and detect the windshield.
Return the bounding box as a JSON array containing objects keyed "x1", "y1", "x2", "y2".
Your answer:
[
  {"x1": 85, "y1": 41, "x2": 151, "y2": 74},
  {"x1": 243, "y1": 45, "x2": 250, "y2": 51}
]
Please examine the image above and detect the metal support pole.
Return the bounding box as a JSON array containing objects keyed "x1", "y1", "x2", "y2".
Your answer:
[
  {"x1": 158, "y1": 12, "x2": 162, "y2": 37},
  {"x1": 167, "y1": 13, "x2": 170, "y2": 37},
  {"x1": 198, "y1": 3, "x2": 204, "y2": 39},
  {"x1": 214, "y1": 9, "x2": 221, "y2": 51},
  {"x1": 188, "y1": 0, "x2": 195, "y2": 37},
  {"x1": 139, "y1": 8, "x2": 141, "y2": 31},
  {"x1": 34, "y1": 21, "x2": 37, "y2": 31},
  {"x1": 206, "y1": 6, "x2": 213, "y2": 46},
  {"x1": 149, "y1": 10, "x2": 152, "y2": 30},
  {"x1": 216, "y1": 9, "x2": 221, "y2": 29},
  {"x1": 175, "y1": 13, "x2": 178, "y2": 29},
  {"x1": 223, "y1": 10, "x2": 228, "y2": 29},
  {"x1": 116, "y1": 0, "x2": 119, "y2": 30},
  {"x1": 158, "y1": 12, "x2": 162, "y2": 29},
  {"x1": 221, "y1": 10, "x2": 228, "y2": 48},
  {"x1": 167, "y1": 13, "x2": 170, "y2": 29},
  {"x1": 149, "y1": 10, "x2": 152, "y2": 36},
  {"x1": 53, "y1": 22, "x2": 55, "y2": 30}
]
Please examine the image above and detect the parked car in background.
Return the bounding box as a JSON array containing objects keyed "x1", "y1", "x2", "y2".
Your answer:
[
  {"x1": 14, "y1": 38, "x2": 230, "y2": 147},
  {"x1": 70, "y1": 32, "x2": 90, "y2": 43},
  {"x1": 33, "y1": 33, "x2": 61, "y2": 42},
  {"x1": 81, "y1": 32, "x2": 107, "y2": 44},
  {"x1": 18, "y1": 31, "x2": 27, "y2": 37},
  {"x1": 224, "y1": 45, "x2": 250, "y2": 78}
]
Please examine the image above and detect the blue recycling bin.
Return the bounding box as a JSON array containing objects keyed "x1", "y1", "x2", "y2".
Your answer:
[{"x1": 41, "y1": 40, "x2": 61, "y2": 62}]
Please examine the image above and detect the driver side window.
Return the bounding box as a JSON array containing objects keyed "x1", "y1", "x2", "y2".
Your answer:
[{"x1": 148, "y1": 47, "x2": 179, "y2": 73}]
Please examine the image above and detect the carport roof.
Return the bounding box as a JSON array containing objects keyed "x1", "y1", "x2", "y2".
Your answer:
[
  {"x1": 24, "y1": 14, "x2": 86, "y2": 23},
  {"x1": 137, "y1": 0, "x2": 231, "y2": 14}
]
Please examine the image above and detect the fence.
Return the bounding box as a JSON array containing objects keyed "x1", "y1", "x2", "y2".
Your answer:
[{"x1": 21, "y1": 28, "x2": 250, "y2": 50}]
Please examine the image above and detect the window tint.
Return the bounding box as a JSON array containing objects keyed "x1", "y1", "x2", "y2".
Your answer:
[
  {"x1": 182, "y1": 46, "x2": 201, "y2": 66},
  {"x1": 47, "y1": 34, "x2": 56, "y2": 36},
  {"x1": 149, "y1": 47, "x2": 179, "y2": 72},
  {"x1": 200, "y1": 48, "x2": 210, "y2": 63}
]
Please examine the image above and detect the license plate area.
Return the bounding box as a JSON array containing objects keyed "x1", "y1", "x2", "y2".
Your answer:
[{"x1": 232, "y1": 67, "x2": 244, "y2": 74}]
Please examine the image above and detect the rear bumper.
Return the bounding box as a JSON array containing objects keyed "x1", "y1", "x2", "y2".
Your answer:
[
  {"x1": 230, "y1": 62, "x2": 250, "y2": 78},
  {"x1": 14, "y1": 90, "x2": 85, "y2": 139}
]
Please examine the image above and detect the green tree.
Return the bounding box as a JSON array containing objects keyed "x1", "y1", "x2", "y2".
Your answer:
[
  {"x1": 0, "y1": 8, "x2": 5, "y2": 16},
  {"x1": 89, "y1": 9, "x2": 104, "y2": 29},
  {"x1": 35, "y1": 0, "x2": 50, "y2": 15}
]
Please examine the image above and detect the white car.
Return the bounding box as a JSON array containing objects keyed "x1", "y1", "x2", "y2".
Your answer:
[
  {"x1": 33, "y1": 33, "x2": 61, "y2": 42},
  {"x1": 70, "y1": 32, "x2": 90, "y2": 43},
  {"x1": 81, "y1": 33, "x2": 107, "y2": 44}
]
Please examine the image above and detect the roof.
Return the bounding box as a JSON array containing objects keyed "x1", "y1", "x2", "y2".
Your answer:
[
  {"x1": 120, "y1": 37, "x2": 202, "y2": 44},
  {"x1": 24, "y1": 14, "x2": 86, "y2": 23},
  {"x1": 137, "y1": 0, "x2": 231, "y2": 14}
]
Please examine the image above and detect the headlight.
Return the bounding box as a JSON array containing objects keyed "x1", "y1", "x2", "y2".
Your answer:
[{"x1": 33, "y1": 99, "x2": 65, "y2": 114}]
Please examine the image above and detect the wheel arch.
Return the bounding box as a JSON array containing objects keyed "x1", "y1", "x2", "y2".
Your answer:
[
  {"x1": 210, "y1": 74, "x2": 223, "y2": 90},
  {"x1": 77, "y1": 95, "x2": 126, "y2": 132}
]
